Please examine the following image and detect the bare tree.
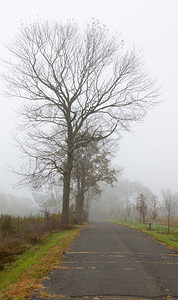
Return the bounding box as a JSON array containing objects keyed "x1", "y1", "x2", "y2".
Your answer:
[
  {"x1": 149, "y1": 195, "x2": 160, "y2": 225},
  {"x1": 3, "y1": 20, "x2": 158, "y2": 224},
  {"x1": 136, "y1": 193, "x2": 147, "y2": 224},
  {"x1": 162, "y1": 189, "x2": 177, "y2": 234},
  {"x1": 125, "y1": 200, "x2": 131, "y2": 222}
]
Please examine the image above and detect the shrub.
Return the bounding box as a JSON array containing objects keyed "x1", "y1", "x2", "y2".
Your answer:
[
  {"x1": 26, "y1": 232, "x2": 44, "y2": 244},
  {"x1": 1, "y1": 215, "x2": 14, "y2": 236},
  {"x1": 0, "y1": 241, "x2": 27, "y2": 270},
  {"x1": 69, "y1": 209, "x2": 89, "y2": 224}
]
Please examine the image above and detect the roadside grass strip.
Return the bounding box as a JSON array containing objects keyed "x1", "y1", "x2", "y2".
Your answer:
[
  {"x1": 0, "y1": 226, "x2": 82, "y2": 299},
  {"x1": 110, "y1": 219, "x2": 178, "y2": 251}
]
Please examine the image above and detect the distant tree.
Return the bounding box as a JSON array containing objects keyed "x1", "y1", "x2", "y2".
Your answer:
[
  {"x1": 90, "y1": 179, "x2": 153, "y2": 220},
  {"x1": 132, "y1": 203, "x2": 136, "y2": 222},
  {"x1": 162, "y1": 189, "x2": 177, "y2": 234},
  {"x1": 125, "y1": 200, "x2": 131, "y2": 222},
  {"x1": 113, "y1": 179, "x2": 153, "y2": 205},
  {"x1": 149, "y1": 194, "x2": 160, "y2": 223},
  {"x1": 136, "y1": 193, "x2": 147, "y2": 223},
  {"x1": 3, "y1": 20, "x2": 158, "y2": 225}
]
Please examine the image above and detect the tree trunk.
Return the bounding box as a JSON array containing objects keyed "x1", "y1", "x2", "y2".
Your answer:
[
  {"x1": 168, "y1": 215, "x2": 170, "y2": 234},
  {"x1": 76, "y1": 190, "x2": 85, "y2": 222},
  {"x1": 61, "y1": 172, "x2": 71, "y2": 225},
  {"x1": 75, "y1": 165, "x2": 85, "y2": 222},
  {"x1": 61, "y1": 153, "x2": 73, "y2": 225},
  {"x1": 75, "y1": 177, "x2": 81, "y2": 218},
  {"x1": 78, "y1": 192, "x2": 85, "y2": 221}
]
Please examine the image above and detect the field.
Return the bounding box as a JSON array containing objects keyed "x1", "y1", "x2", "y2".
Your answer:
[
  {"x1": 110, "y1": 216, "x2": 178, "y2": 251},
  {"x1": 157, "y1": 216, "x2": 178, "y2": 227}
]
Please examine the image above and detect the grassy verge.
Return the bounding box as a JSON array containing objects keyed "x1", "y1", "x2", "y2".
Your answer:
[
  {"x1": 109, "y1": 219, "x2": 178, "y2": 251},
  {"x1": 0, "y1": 226, "x2": 82, "y2": 300}
]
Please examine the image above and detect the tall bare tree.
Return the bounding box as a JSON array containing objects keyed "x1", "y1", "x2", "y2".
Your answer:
[{"x1": 3, "y1": 20, "x2": 158, "y2": 224}]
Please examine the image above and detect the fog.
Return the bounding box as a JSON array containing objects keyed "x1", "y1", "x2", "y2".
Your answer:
[
  {"x1": 89, "y1": 180, "x2": 178, "y2": 219},
  {"x1": 0, "y1": 0, "x2": 178, "y2": 213}
]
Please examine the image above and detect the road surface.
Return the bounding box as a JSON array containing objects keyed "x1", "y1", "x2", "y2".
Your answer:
[{"x1": 30, "y1": 220, "x2": 178, "y2": 299}]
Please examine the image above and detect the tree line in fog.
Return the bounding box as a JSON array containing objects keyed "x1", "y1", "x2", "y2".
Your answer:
[{"x1": 90, "y1": 179, "x2": 178, "y2": 222}]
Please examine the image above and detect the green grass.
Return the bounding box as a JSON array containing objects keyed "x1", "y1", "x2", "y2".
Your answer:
[
  {"x1": 110, "y1": 219, "x2": 178, "y2": 251},
  {"x1": 0, "y1": 226, "x2": 82, "y2": 299}
]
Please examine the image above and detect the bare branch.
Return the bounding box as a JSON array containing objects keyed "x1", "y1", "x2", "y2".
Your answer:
[{"x1": 2, "y1": 20, "x2": 159, "y2": 224}]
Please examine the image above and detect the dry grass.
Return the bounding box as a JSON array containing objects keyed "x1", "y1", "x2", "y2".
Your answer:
[
  {"x1": 0, "y1": 213, "x2": 63, "y2": 270},
  {"x1": 157, "y1": 216, "x2": 178, "y2": 227},
  {"x1": 0, "y1": 210, "x2": 88, "y2": 272},
  {"x1": 0, "y1": 227, "x2": 82, "y2": 299}
]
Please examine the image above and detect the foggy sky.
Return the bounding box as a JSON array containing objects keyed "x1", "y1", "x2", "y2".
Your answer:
[{"x1": 0, "y1": 0, "x2": 178, "y2": 198}]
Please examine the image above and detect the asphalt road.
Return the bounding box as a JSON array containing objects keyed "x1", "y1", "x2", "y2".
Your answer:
[{"x1": 30, "y1": 220, "x2": 178, "y2": 300}]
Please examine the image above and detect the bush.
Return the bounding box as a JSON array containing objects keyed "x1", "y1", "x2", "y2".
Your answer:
[
  {"x1": 0, "y1": 213, "x2": 63, "y2": 270},
  {"x1": 1, "y1": 215, "x2": 14, "y2": 236},
  {"x1": 69, "y1": 209, "x2": 89, "y2": 225},
  {"x1": 26, "y1": 232, "x2": 44, "y2": 244},
  {"x1": 0, "y1": 241, "x2": 27, "y2": 270}
]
